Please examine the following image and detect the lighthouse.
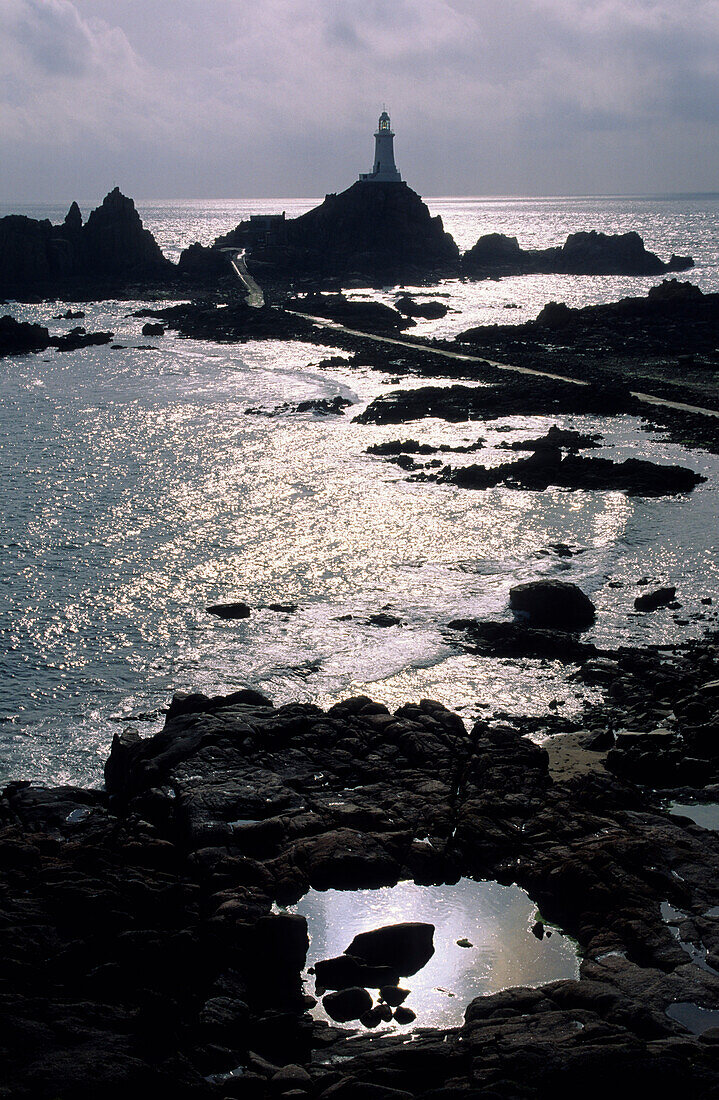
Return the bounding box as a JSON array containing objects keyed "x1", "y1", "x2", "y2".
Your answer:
[{"x1": 359, "y1": 109, "x2": 402, "y2": 183}]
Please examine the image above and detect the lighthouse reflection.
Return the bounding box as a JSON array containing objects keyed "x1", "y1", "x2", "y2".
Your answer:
[{"x1": 289, "y1": 878, "x2": 579, "y2": 1030}]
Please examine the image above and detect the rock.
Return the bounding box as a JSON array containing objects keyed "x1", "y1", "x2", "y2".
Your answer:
[
  {"x1": 177, "y1": 241, "x2": 231, "y2": 277},
  {"x1": 0, "y1": 315, "x2": 52, "y2": 356},
  {"x1": 82, "y1": 187, "x2": 170, "y2": 277},
  {"x1": 456, "y1": 938, "x2": 473, "y2": 948},
  {"x1": 393, "y1": 1005, "x2": 416, "y2": 1024},
  {"x1": 254, "y1": 914, "x2": 309, "y2": 974},
  {"x1": 379, "y1": 985, "x2": 409, "y2": 1007},
  {"x1": 394, "y1": 295, "x2": 449, "y2": 319},
  {"x1": 360, "y1": 1003, "x2": 394, "y2": 1027},
  {"x1": 216, "y1": 181, "x2": 460, "y2": 284},
  {"x1": 0, "y1": 188, "x2": 171, "y2": 292},
  {"x1": 344, "y1": 922, "x2": 435, "y2": 976},
  {"x1": 206, "y1": 601, "x2": 252, "y2": 619},
  {"x1": 635, "y1": 587, "x2": 677, "y2": 612},
  {"x1": 141, "y1": 322, "x2": 165, "y2": 336},
  {"x1": 323, "y1": 987, "x2": 373, "y2": 1023},
  {"x1": 367, "y1": 613, "x2": 402, "y2": 628},
  {"x1": 314, "y1": 955, "x2": 399, "y2": 992},
  {"x1": 462, "y1": 229, "x2": 693, "y2": 278},
  {"x1": 286, "y1": 293, "x2": 411, "y2": 334},
  {"x1": 509, "y1": 580, "x2": 596, "y2": 632},
  {"x1": 271, "y1": 1064, "x2": 312, "y2": 1090},
  {"x1": 448, "y1": 619, "x2": 599, "y2": 662}
]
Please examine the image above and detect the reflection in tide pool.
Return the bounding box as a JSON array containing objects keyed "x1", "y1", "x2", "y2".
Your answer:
[{"x1": 289, "y1": 878, "x2": 580, "y2": 1030}]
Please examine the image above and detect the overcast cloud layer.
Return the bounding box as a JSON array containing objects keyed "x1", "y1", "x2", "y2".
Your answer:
[{"x1": 1, "y1": 0, "x2": 718, "y2": 201}]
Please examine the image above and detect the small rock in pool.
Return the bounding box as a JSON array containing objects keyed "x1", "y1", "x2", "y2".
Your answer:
[
  {"x1": 456, "y1": 937, "x2": 473, "y2": 948},
  {"x1": 360, "y1": 1003, "x2": 394, "y2": 1028},
  {"x1": 322, "y1": 987, "x2": 372, "y2": 1023},
  {"x1": 266, "y1": 603, "x2": 298, "y2": 613},
  {"x1": 379, "y1": 985, "x2": 409, "y2": 1007},
  {"x1": 345, "y1": 921, "x2": 435, "y2": 976},
  {"x1": 394, "y1": 1005, "x2": 416, "y2": 1025},
  {"x1": 206, "y1": 601, "x2": 251, "y2": 619}
]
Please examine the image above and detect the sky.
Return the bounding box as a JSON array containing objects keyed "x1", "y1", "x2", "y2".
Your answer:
[{"x1": 1, "y1": 0, "x2": 719, "y2": 202}]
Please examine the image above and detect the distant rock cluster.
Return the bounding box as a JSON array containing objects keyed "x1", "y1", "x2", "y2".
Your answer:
[{"x1": 0, "y1": 188, "x2": 171, "y2": 291}]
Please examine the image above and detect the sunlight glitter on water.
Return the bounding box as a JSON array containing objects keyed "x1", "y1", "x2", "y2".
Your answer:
[{"x1": 1, "y1": 196, "x2": 719, "y2": 786}]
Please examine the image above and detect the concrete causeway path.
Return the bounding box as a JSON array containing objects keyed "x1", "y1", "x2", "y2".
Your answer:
[{"x1": 288, "y1": 309, "x2": 719, "y2": 421}]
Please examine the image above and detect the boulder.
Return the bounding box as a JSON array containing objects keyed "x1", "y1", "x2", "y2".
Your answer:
[
  {"x1": 344, "y1": 922, "x2": 435, "y2": 976},
  {"x1": 509, "y1": 580, "x2": 596, "y2": 632},
  {"x1": 634, "y1": 586, "x2": 677, "y2": 612},
  {"x1": 314, "y1": 955, "x2": 399, "y2": 991},
  {"x1": 322, "y1": 987, "x2": 373, "y2": 1023}
]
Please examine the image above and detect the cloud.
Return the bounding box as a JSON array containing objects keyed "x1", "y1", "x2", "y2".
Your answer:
[{"x1": 1, "y1": 0, "x2": 718, "y2": 200}]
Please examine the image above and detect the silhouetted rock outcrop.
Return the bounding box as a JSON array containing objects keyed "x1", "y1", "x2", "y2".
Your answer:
[
  {"x1": 81, "y1": 187, "x2": 169, "y2": 276},
  {"x1": 0, "y1": 189, "x2": 171, "y2": 294},
  {"x1": 216, "y1": 181, "x2": 460, "y2": 285},
  {"x1": 462, "y1": 229, "x2": 693, "y2": 277}
]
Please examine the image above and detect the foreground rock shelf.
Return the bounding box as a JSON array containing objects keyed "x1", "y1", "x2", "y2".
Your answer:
[{"x1": 3, "y1": 635, "x2": 719, "y2": 1097}]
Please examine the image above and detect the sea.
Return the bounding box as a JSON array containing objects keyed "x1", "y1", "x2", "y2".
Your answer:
[{"x1": 1, "y1": 194, "x2": 719, "y2": 788}]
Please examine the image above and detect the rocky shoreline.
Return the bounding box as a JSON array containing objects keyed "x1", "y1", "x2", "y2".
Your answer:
[{"x1": 4, "y1": 624, "x2": 719, "y2": 1098}]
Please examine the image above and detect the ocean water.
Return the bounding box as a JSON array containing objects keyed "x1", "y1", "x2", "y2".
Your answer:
[{"x1": 1, "y1": 196, "x2": 718, "y2": 787}]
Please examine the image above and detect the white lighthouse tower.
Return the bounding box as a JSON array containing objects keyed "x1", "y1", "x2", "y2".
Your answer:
[{"x1": 359, "y1": 109, "x2": 402, "y2": 183}]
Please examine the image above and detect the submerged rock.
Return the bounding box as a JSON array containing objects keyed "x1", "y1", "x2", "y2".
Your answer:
[{"x1": 509, "y1": 580, "x2": 596, "y2": 632}]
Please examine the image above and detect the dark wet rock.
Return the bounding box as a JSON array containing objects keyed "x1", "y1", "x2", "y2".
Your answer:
[
  {"x1": 0, "y1": 189, "x2": 173, "y2": 296},
  {"x1": 367, "y1": 439, "x2": 437, "y2": 456},
  {"x1": 141, "y1": 322, "x2": 165, "y2": 336},
  {"x1": 437, "y1": 452, "x2": 704, "y2": 496},
  {"x1": 135, "y1": 300, "x2": 315, "y2": 344},
  {"x1": 367, "y1": 613, "x2": 402, "y2": 628},
  {"x1": 6, "y1": 634, "x2": 719, "y2": 1096},
  {"x1": 206, "y1": 601, "x2": 251, "y2": 619},
  {"x1": 53, "y1": 308, "x2": 85, "y2": 319},
  {"x1": 0, "y1": 315, "x2": 52, "y2": 356},
  {"x1": 267, "y1": 603, "x2": 299, "y2": 614},
  {"x1": 509, "y1": 580, "x2": 596, "y2": 632},
  {"x1": 394, "y1": 295, "x2": 449, "y2": 319},
  {"x1": 448, "y1": 619, "x2": 599, "y2": 662},
  {"x1": 345, "y1": 923, "x2": 435, "y2": 976},
  {"x1": 393, "y1": 1005, "x2": 416, "y2": 1025},
  {"x1": 83, "y1": 188, "x2": 170, "y2": 277},
  {"x1": 218, "y1": 181, "x2": 460, "y2": 285},
  {"x1": 286, "y1": 293, "x2": 412, "y2": 334},
  {"x1": 177, "y1": 241, "x2": 231, "y2": 277},
  {"x1": 379, "y1": 985, "x2": 409, "y2": 1007},
  {"x1": 462, "y1": 229, "x2": 693, "y2": 278},
  {"x1": 360, "y1": 1003, "x2": 394, "y2": 1028},
  {"x1": 500, "y1": 425, "x2": 603, "y2": 451},
  {"x1": 314, "y1": 956, "x2": 399, "y2": 992},
  {"x1": 246, "y1": 395, "x2": 353, "y2": 417},
  {"x1": 635, "y1": 587, "x2": 678, "y2": 612},
  {"x1": 52, "y1": 327, "x2": 114, "y2": 352},
  {"x1": 323, "y1": 987, "x2": 373, "y2": 1023},
  {"x1": 355, "y1": 377, "x2": 638, "y2": 427}
]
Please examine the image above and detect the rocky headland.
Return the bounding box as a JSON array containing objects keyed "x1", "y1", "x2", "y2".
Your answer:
[
  {"x1": 215, "y1": 181, "x2": 461, "y2": 288},
  {"x1": 462, "y1": 230, "x2": 694, "y2": 278}
]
